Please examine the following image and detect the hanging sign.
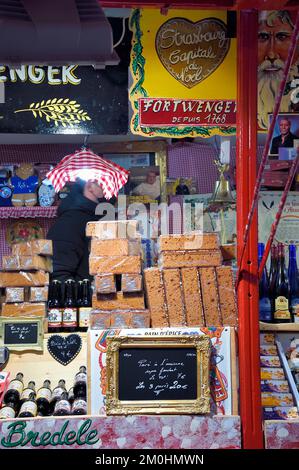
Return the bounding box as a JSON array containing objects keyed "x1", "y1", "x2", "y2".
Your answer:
[
  {"x1": 129, "y1": 9, "x2": 237, "y2": 138},
  {"x1": 0, "y1": 65, "x2": 128, "y2": 135}
]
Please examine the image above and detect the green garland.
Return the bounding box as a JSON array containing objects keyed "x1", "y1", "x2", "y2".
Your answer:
[
  {"x1": 130, "y1": 10, "x2": 148, "y2": 98},
  {"x1": 129, "y1": 9, "x2": 236, "y2": 138}
]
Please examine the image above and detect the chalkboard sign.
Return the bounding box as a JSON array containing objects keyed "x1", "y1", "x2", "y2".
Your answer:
[
  {"x1": 119, "y1": 347, "x2": 197, "y2": 401},
  {"x1": 0, "y1": 317, "x2": 43, "y2": 351},
  {"x1": 106, "y1": 335, "x2": 210, "y2": 415},
  {"x1": 47, "y1": 334, "x2": 82, "y2": 366}
]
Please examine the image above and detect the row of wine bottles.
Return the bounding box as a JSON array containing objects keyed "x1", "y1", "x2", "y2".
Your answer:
[
  {"x1": 47, "y1": 279, "x2": 92, "y2": 333},
  {"x1": 0, "y1": 366, "x2": 87, "y2": 419},
  {"x1": 259, "y1": 243, "x2": 299, "y2": 323}
]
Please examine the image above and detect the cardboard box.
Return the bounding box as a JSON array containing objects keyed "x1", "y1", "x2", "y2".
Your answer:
[
  {"x1": 158, "y1": 232, "x2": 219, "y2": 251},
  {"x1": 11, "y1": 239, "x2": 53, "y2": 256},
  {"x1": 90, "y1": 239, "x2": 141, "y2": 256},
  {"x1": 144, "y1": 268, "x2": 168, "y2": 328},
  {"x1": 264, "y1": 161, "x2": 293, "y2": 171},
  {"x1": 89, "y1": 256, "x2": 142, "y2": 275},
  {"x1": 0, "y1": 271, "x2": 49, "y2": 287},
  {"x1": 159, "y1": 250, "x2": 222, "y2": 269},
  {"x1": 261, "y1": 380, "x2": 290, "y2": 393},
  {"x1": 260, "y1": 355, "x2": 282, "y2": 368},
  {"x1": 261, "y1": 171, "x2": 289, "y2": 188},
  {"x1": 92, "y1": 292, "x2": 145, "y2": 310},
  {"x1": 260, "y1": 368, "x2": 285, "y2": 380},
  {"x1": 261, "y1": 392, "x2": 294, "y2": 407},
  {"x1": 260, "y1": 344, "x2": 278, "y2": 356},
  {"x1": 86, "y1": 220, "x2": 140, "y2": 239},
  {"x1": 2, "y1": 255, "x2": 52, "y2": 272}
]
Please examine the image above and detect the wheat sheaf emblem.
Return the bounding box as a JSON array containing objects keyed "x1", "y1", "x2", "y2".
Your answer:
[{"x1": 15, "y1": 98, "x2": 91, "y2": 127}]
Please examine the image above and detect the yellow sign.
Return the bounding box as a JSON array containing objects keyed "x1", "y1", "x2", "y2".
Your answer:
[{"x1": 130, "y1": 9, "x2": 237, "y2": 138}]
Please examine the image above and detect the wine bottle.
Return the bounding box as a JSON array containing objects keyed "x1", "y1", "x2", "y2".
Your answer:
[
  {"x1": 258, "y1": 243, "x2": 272, "y2": 323},
  {"x1": 288, "y1": 244, "x2": 299, "y2": 323},
  {"x1": 273, "y1": 244, "x2": 291, "y2": 323}
]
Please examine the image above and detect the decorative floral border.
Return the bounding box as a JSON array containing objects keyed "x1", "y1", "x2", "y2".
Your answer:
[{"x1": 129, "y1": 9, "x2": 236, "y2": 138}]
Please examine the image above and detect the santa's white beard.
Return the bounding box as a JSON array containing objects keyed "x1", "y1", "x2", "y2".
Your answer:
[{"x1": 258, "y1": 62, "x2": 297, "y2": 129}]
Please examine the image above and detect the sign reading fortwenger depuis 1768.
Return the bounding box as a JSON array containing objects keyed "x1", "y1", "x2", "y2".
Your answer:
[
  {"x1": 139, "y1": 98, "x2": 236, "y2": 127},
  {"x1": 0, "y1": 65, "x2": 128, "y2": 135},
  {"x1": 129, "y1": 9, "x2": 236, "y2": 138}
]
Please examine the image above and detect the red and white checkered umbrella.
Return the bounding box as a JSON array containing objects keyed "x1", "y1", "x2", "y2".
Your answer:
[{"x1": 46, "y1": 149, "x2": 129, "y2": 200}]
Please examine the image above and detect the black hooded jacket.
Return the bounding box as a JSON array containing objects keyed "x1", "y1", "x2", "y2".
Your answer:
[{"x1": 47, "y1": 183, "x2": 105, "y2": 282}]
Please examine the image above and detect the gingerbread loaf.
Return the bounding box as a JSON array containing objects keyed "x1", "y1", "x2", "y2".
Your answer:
[
  {"x1": 216, "y1": 266, "x2": 238, "y2": 326},
  {"x1": 199, "y1": 267, "x2": 222, "y2": 326},
  {"x1": 89, "y1": 255, "x2": 142, "y2": 275},
  {"x1": 95, "y1": 274, "x2": 116, "y2": 294},
  {"x1": 181, "y1": 268, "x2": 204, "y2": 326},
  {"x1": 86, "y1": 220, "x2": 140, "y2": 239},
  {"x1": 159, "y1": 232, "x2": 219, "y2": 251},
  {"x1": 159, "y1": 250, "x2": 222, "y2": 269},
  {"x1": 162, "y1": 269, "x2": 186, "y2": 327},
  {"x1": 90, "y1": 238, "x2": 141, "y2": 256},
  {"x1": 144, "y1": 268, "x2": 169, "y2": 328},
  {"x1": 92, "y1": 291, "x2": 145, "y2": 310}
]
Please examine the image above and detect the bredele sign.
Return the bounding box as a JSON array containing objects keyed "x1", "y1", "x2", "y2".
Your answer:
[
  {"x1": 1, "y1": 419, "x2": 99, "y2": 448},
  {"x1": 0, "y1": 65, "x2": 81, "y2": 85}
]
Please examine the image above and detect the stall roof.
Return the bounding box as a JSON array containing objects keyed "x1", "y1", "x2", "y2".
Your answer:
[{"x1": 101, "y1": 0, "x2": 299, "y2": 9}]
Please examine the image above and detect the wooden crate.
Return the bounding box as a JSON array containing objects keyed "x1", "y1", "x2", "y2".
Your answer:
[{"x1": 4, "y1": 332, "x2": 87, "y2": 392}]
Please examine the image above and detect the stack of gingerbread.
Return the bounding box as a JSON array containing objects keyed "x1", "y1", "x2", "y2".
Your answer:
[
  {"x1": 87, "y1": 220, "x2": 150, "y2": 329},
  {"x1": 144, "y1": 232, "x2": 237, "y2": 328},
  {"x1": 0, "y1": 239, "x2": 51, "y2": 319}
]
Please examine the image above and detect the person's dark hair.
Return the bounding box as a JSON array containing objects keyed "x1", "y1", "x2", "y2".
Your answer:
[{"x1": 74, "y1": 178, "x2": 86, "y2": 192}]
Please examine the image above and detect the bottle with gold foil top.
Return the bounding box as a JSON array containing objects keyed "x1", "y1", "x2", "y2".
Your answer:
[
  {"x1": 18, "y1": 392, "x2": 37, "y2": 418},
  {"x1": 0, "y1": 402, "x2": 17, "y2": 419},
  {"x1": 3, "y1": 372, "x2": 24, "y2": 411},
  {"x1": 36, "y1": 380, "x2": 52, "y2": 416},
  {"x1": 274, "y1": 244, "x2": 291, "y2": 323},
  {"x1": 19, "y1": 381, "x2": 36, "y2": 408}
]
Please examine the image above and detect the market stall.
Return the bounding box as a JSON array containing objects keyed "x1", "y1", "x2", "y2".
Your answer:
[{"x1": 0, "y1": 1, "x2": 299, "y2": 453}]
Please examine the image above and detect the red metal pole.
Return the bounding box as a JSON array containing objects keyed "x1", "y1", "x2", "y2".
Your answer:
[{"x1": 236, "y1": 10, "x2": 263, "y2": 449}]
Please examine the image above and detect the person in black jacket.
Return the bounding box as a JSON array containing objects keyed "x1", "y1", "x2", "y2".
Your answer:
[{"x1": 47, "y1": 179, "x2": 106, "y2": 282}]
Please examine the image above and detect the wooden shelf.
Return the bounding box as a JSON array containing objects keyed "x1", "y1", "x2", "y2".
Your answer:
[
  {"x1": 0, "y1": 206, "x2": 58, "y2": 219},
  {"x1": 260, "y1": 321, "x2": 299, "y2": 332}
]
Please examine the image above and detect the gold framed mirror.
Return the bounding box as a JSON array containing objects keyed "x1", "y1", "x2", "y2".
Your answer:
[{"x1": 93, "y1": 140, "x2": 167, "y2": 203}]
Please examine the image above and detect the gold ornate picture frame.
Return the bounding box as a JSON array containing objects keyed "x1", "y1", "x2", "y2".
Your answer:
[
  {"x1": 93, "y1": 140, "x2": 167, "y2": 203},
  {"x1": 106, "y1": 335, "x2": 210, "y2": 415}
]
